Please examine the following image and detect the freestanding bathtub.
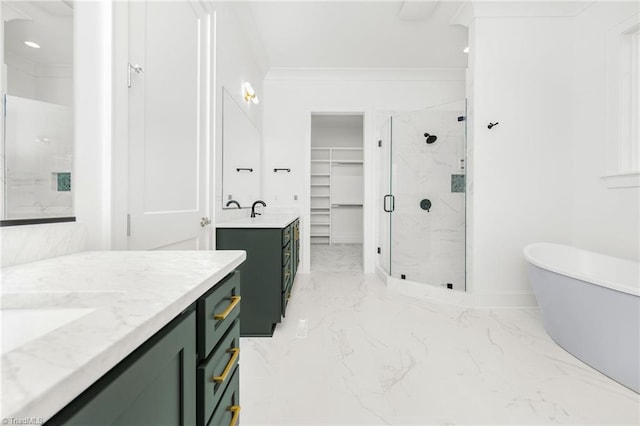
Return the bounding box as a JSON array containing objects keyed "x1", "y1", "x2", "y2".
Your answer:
[{"x1": 524, "y1": 243, "x2": 639, "y2": 393}]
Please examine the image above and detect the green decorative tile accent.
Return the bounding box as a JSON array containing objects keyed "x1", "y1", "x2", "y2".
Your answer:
[
  {"x1": 451, "y1": 174, "x2": 465, "y2": 193},
  {"x1": 57, "y1": 172, "x2": 71, "y2": 192}
]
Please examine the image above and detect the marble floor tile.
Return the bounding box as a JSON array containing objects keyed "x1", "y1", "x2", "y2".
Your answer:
[
  {"x1": 239, "y1": 272, "x2": 640, "y2": 425},
  {"x1": 311, "y1": 244, "x2": 363, "y2": 272}
]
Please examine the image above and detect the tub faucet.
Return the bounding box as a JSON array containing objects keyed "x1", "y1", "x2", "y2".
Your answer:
[
  {"x1": 225, "y1": 200, "x2": 241, "y2": 209},
  {"x1": 250, "y1": 200, "x2": 266, "y2": 218}
]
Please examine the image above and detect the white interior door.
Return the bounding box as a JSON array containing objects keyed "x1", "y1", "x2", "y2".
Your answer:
[{"x1": 127, "y1": 1, "x2": 211, "y2": 250}]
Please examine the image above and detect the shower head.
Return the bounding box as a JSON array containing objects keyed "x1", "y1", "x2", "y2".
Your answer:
[{"x1": 424, "y1": 133, "x2": 437, "y2": 144}]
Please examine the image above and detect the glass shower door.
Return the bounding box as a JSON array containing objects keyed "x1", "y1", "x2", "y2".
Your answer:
[
  {"x1": 389, "y1": 100, "x2": 466, "y2": 290},
  {"x1": 378, "y1": 118, "x2": 392, "y2": 274}
]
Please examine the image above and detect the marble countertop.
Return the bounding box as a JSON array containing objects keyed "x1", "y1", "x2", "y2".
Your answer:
[
  {"x1": 0, "y1": 250, "x2": 246, "y2": 421},
  {"x1": 216, "y1": 214, "x2": 299, "y2": 229}
]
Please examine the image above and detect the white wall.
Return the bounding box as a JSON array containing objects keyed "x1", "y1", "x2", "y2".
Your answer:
[
  {"x1": 5, "y1": 53, "x2": 73, "y2": 107},
  {"x1": 467, "y1": 1, "x2": 640, "y2": 307},
  {"x1": 74, "y1": 0, "x2": 112, "y2": 250},
  {"x1": 570, "y1": 1, "x2": 640, "y2": 261},
  {"x1": 262, "y1": 69, "x2": 466, "y2": 273},
  {"x1": 5, "y1": 62, "x2": 36, "y2": 100},
  {"x1": 311, "y1": 116, "x2": 363, "y2": 148},
  {"x1": 468, "y1": 16, "x2": 574, "y2": 306},
  {"x1": 35, "y1": 66, "x2": 73, "y2": 107}
]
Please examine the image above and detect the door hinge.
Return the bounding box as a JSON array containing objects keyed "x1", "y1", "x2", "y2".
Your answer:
[
  {"x1": 126, "y1": 214, "x2": 131, "y2": 237},
  {"x1": 377, "y1": 247, "x2": 381, "y2": 254},
  {"x1": 378, "y1": 140, "x2": 382, "y2": 147}
]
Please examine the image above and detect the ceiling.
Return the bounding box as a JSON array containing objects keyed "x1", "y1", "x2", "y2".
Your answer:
[
  {"x1": 3, "y1": 1, "x2": 467, "y2": 71},
  {"x1": 244, "y1": 0, "x2": 469, "y2": 69},
  {"x1": 3, "y1": 1, "x2": 73, "y2": 67}
]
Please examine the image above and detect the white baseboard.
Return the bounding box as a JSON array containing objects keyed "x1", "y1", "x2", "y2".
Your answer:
[{"x1": 375, "y1": 265, "x2": 388, "y2": 284}]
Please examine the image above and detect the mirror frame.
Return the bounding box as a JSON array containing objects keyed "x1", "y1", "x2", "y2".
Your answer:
[{"x1": 0, "y1": 217, "x2": 75, "y2": 227}]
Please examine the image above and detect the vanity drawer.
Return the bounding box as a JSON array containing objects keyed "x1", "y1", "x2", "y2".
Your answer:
[
  {"x1": 281, "y1": 257, "x2": 292, "y2": 291},
  {"x1": 282, "y1": 224, "x2": 291, "y2": 247},
  {"x1": 281, "y1": 281, "x2": 293, "y2": 317},
  {"x1": 282, "y1": 241, "x2": 292, "y2": 266},
  {"x1": 197, "y1": 320, "x2": 240, "y2": 426},
  {"x1": 207, "y1": 366, "x2": 240, "y2": 426},
  {"x1": 197, "y1": 271, "x2": 241, "y2": 360}
]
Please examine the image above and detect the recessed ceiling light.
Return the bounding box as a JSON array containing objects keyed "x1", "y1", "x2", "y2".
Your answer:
[
  {"x1": 24, "y1": 41, "x2": 41, "y2": 49},
  {"x1": 463, "y1": 46, "x2": 470, "y2": 54}
]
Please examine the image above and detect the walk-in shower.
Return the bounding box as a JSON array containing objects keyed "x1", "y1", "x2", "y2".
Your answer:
[{"x1": 378, "y1": 100, "x2": 467, "y2": 290}]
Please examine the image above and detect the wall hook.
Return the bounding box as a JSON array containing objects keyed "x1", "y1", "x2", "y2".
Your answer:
[
  {"x1": 488, "y1": 122, "x2": 499, "y2": 129},
  {"x1": 273, "y1": 168, "x2": 291, "y2": 173}
]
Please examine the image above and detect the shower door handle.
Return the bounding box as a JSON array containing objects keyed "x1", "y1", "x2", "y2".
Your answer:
[{"x1": 383, "y1": 195, "x2": 395, "y2": 213}]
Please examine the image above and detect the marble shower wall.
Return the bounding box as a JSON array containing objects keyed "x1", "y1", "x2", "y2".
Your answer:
[
  {"x1": 4, "y1": 96, "x2": 74, "y2": 220},
  {"x1": 390, "y1": 101, "x2": 466, "y2": 290}
]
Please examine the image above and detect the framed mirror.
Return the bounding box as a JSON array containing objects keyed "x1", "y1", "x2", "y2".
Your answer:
[
  {"x1": 221, "y1": 87, "x2": 261, "y2": 209},
  {"x1": 1, "y1": 1, "x2": 74, "y2": 226}
]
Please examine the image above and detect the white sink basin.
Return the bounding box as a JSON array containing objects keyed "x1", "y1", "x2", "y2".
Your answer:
[{"x1": 1, "y1": 308, "x2": 95, "y2": 354}]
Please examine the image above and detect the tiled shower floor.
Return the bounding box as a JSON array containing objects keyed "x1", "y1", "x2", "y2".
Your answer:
[{"x1": 239, "y1": 271, "x2": 639, "y2": 425}]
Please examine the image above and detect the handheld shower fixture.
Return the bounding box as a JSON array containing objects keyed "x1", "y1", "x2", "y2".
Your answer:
[{"x1": 424, "y1": 133, "x2": 438, "y2": 144}]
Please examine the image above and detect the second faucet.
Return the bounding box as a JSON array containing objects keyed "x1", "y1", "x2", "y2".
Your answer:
[{"x1": 250, "y1": 200, "x2": 266, "y2": 218}]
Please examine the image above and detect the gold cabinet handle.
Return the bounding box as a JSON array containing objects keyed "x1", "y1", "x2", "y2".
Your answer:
[
  {"x1": 229, "y1": 405, "x2": 241, "y2": 426},
  {"x1": 286, "y1": 292, "x2": 291, "y2": 301},
  {"x1": 214, "y1": 296, "x2": 241, "y2": 320},
  {"x1": 212, "y1": 348, "x2": 240, "y2": 383}
]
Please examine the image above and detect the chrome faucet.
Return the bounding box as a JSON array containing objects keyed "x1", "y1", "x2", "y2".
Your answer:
[
  {"x1": 225, "y1": 200, "x2": 241, "y2": 209},
  {"x1": 250, "y1": 200, "x2": 266, "y2": 218}
]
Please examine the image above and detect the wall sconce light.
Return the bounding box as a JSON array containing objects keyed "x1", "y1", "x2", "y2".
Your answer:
[{"x1": 243, "y1": 82, "x2": 259, "y2": 104}]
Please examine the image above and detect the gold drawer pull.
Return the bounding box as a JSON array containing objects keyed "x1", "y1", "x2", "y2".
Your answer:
[
  {"x1": 214, "y1": 296, "x2": 241, "y2": 320},
  {"x1": 213, "y1": 348, "x2": 240, "y2": 383},
  {"x1": 229, "y1": 405, "x2": 241, "y2": 426},
  {"x1": 286, "y1": 293, "x2": 291, "y2": 301}
]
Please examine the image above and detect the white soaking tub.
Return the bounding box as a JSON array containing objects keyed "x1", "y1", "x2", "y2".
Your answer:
[{"x1": 523, "y1": 243, "x2": 639, "y2": 393}]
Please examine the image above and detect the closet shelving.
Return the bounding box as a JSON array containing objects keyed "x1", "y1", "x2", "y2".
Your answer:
[{"x1": 310, "y1": 147, "x2": 363, "y2": 245}]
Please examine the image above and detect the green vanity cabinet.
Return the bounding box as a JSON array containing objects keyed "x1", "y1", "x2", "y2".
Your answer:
[
  {"x1": 217, "y1": 218, "x2": 299, "y2": 337},
  {"x1": 47, "y1": 271, "x2": 242, "y2": 426},
  {"x1": 47, "y1": 309, "x2": 197, "y2": 426}
]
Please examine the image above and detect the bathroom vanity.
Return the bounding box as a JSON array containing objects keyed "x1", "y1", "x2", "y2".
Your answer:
[
  {"x1": 1, "y1": 250, "x2": 245, "y2": 425},
  {"x1": 216, "y1": 215, "x2": 300, "y2": 337}
]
